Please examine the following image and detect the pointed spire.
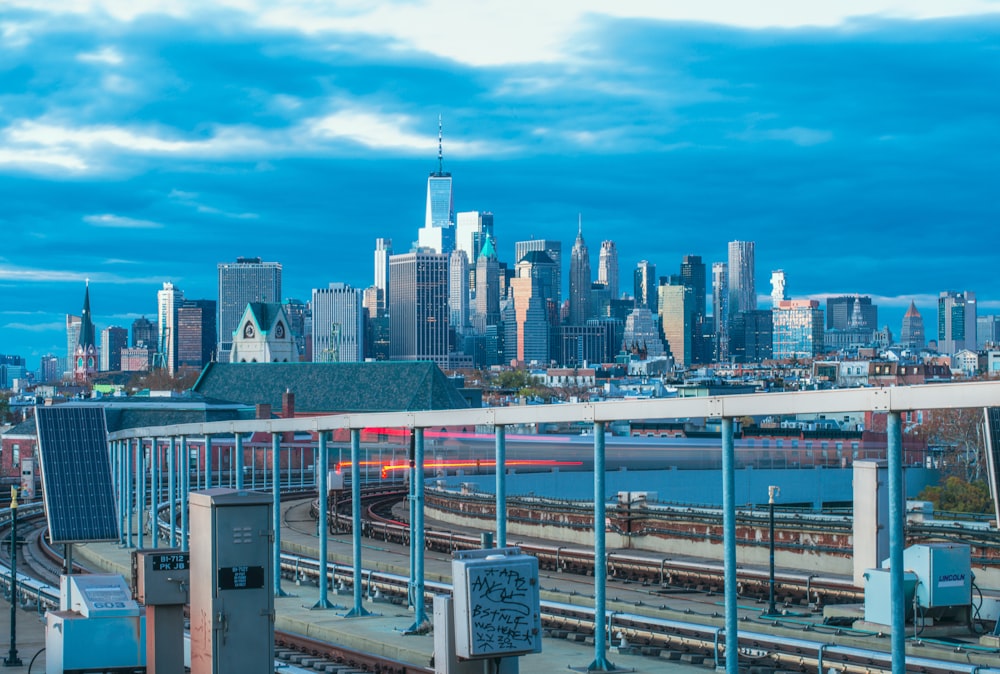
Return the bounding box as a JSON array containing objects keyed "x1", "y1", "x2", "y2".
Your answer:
[
  {"x1": 578, "y1": 213, "x2": 583, "y2": 237},
  {"x1": 78, "y1": 280, "x2": 95, "y2": 348},
  {"x1": 905, "y1": 300, "x2": 921, "y2": 318},
  {"x1": 437, "y1": 114, "x2": 443, "y2": 175}
]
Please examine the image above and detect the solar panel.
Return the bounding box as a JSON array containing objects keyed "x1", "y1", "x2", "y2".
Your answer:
[{"x1": 35, "y1": 405, "x2": 119, "y2": 544}]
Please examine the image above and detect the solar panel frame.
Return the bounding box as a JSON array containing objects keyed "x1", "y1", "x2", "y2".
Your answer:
[{"x1": 34, "y1": 405, "x2": 119, "y2": 544}]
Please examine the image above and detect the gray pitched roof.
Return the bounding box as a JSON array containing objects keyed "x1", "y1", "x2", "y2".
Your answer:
[{"x1": 192, "y1": 361, "x2": 470, "y2": 413}]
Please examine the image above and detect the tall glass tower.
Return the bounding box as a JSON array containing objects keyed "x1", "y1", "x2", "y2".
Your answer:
[
  {"x1": 217, "y1": 257, "x2": 282, "y2": 360},
  {"x1": 727, "y1": 240, "x2": 756, "y2": 315},
  {"x1": 597, "y1": 240, "x2": 619, "y2": 299},
  {"x1": 418, "y1": 117, "x2": 455, "y2": 253}
]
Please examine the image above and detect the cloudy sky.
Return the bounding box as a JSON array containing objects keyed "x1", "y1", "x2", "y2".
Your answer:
[{"x1": 2, "y1": 1, "x2": 1000, "y2": 369}]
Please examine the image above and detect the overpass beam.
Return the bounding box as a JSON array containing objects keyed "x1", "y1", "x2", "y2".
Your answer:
[{"x1": 722, "y1": 417, "x2": 738, "y2": 674}]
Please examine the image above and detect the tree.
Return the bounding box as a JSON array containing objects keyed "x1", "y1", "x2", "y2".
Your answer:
[
  {"x1": 918, "y1": 407, "x2": 985, "y2": 483},
  {"x1": 917, "y1": 476, "x2": 992, "y2": 514}
]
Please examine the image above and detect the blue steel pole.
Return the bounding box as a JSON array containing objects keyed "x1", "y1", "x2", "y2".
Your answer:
[
  {"x1": 137, "y1": 438, "x2": 145, "y2": 549},
  {"x1": 406, "y1": 428, "x2": 428, "y2": 632},
  {"x1": 150, "y1": 438, "x2": 160, "y2": 548},
  {"x1": 272, "y1": 433, "x2": 288, "y2": 597},
  {"x1": 345, "y1": 429, "x2": 371, "y2": 617},
  {"x1": 313, "y1": 433, "x2": 335, "y2": 609},
  {"x1": 722, "y1": 417, "x2": 738, "y2": 674},
  {"x1": 127, "y1": 439, "x2": 134, "y2": 548},
  {"x1": 888, "y1": 412, "x2": 905, "y2": 674},
  {"x1": 180, "y1": 436, "x2": 189, "y2": 552},
  {"x1": 117, "y1": 441, "x2": 125, "y2": 546},
  {"x1": 408, "y1": 433, "x2": 416, "y2": 610},
  {"x1": 235, "y1": 433, "x2": 244, "y2": 490},
  {"x1": 205, "y1": 436, "x2": 213, "y2": 490},
  {"x1": 588, "y1": 421, "x2": 614, "y2": 671},
  {"x1": 168, "y1": 437, "x2": 176, "y2": 548},
  {"x1": 495, "y1": 425, "x2": 506, "y2": 549}
]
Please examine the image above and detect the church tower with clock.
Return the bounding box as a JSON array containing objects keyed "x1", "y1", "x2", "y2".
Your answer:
[{"x1": 74, "y1": 281, "x2": 99, "y2": 382}]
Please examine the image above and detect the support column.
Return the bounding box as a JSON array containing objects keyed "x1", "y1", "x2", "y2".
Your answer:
[
  {"x1": 137, "y1": 437, "x2": 146, "y2": 549},
  {"x1": 235, "y1": 433, "x2": 244, "y2": 490},
  {"x1": 345, "y1": 429, "x2": 371, "y2": 617},
  {"x1": 116, "y1": 441, "x2": 125, "y2": 546},
  {"x1": 313, "y1": 433, "x2": 336, "y2": 609},
  {"x1": 888, "y1": 412, "x2": 906, "y2": 674},
  {"x1": 587, "y1": 421, "x2": 615, "y2": 672},
  {"x1": 405, "y1": 428, "x2": 428, "y2": 632},
  {"x1": 127, "y1": 438, "x2": 134, "y2": 548},
  {"x1": 722, "y1": 417, "x2": 738, "y2": 674},
  {"x1": 180, "y1": 436, "x2": 189, "y2": 552},
  {"x1": 168, "y1": 437, "x2": 176, "y2": 548},
  {"x1": 150, "y1": 438, "x2": 159, "y2": 548},
  {"x1": 204, "y1": 436, "x2": 213, "y2": 490},
  {"x1": 495, "y1": 424, "x2": 507, "y2": 549},
  {"x1": 272, "y1": 433, "x2": 288, "y2": 597}
]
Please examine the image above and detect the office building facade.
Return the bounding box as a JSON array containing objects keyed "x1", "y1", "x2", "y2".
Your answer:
[
  {"x1": 597, "y1": 240, "x2": 619, "y2": 300},
  {"x1": 727, "y1": 240, "x2": 755, "y2": 316},
  {"x1": 100, "y1": 326, "x2": 129, "y2": 371},
  {"x1": 772, "y1": 299, "x2": 824, "y2": 359},
  {"x1": 389, "y1": 252, "x2": 450, "y2": 366},
  {"x1": 217, "y1": 257, "x2": 282, "y2": 360},
  {"x1": 938, "y1": 291, "x2": 977, "y2": 355},
  {"x1": 312, "y1": 283, "x2": 364, "y2": 362}
]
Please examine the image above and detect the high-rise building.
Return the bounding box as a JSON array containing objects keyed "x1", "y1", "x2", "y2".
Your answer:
[
  {"x1": 65, "y1": 313, "x2": 81, "y2": 376},
  {"x1": 157, "y1": 281, "x2": 183, "y2": 374},
  {"x1": 597, "y1": 241, "x2": 619, "y2": 300},
  {"x1": 100, "y1": 326, "x2": 128, "y2": 371},
  {"x1": 448, "y1": 249, "x2": 470, "y2": 336},
  {"x1": 177, "y1": 299, "x2": 217, "y2": 369},
  {"x1": 312, "y1": 283, "x2": 364, "y2": 362},
  {"x1": 622, "y1": 308, "x2": 666, "y2": 359},
  {"x1": 282, "y1": 298, "x2": 310, "y2": 361},
  {"x1": 827, "y1": 296, "x2": 877, "y2": 331},
  {"x1": 473, "y1": 237, "x2": 501, "y2": 333},
  {"x1": 515, "y1": 239, "x2": 561, "y2": 307},
  {"x1": 900, "y1": 301, "x2": 925, "y2": 350},
  {"x1": 730, "y1": 310, "x2": 773, "y2": 364},
  {"x1": 658, "y1": 282, "x2": 693, "y2": 367},
  {"x1": 373, "y1": 238, "x2": 392, "y2": 316},
  {"x1": 417, "y1": 117, "x2": 455, "y2": 254},
  {"x1": 634, "y1": 260, "x2": 657, "y2": 314},
  {"x1": 456, "y1": 211, "x2": 494, "y2": 264},
  {"x1": 727, "y1": 241, "x2": 755, "y2": 317},
  {"x1": 41, "y1": 355, "x2": 60, "y2": 383},
  {"x1": 712, "y1": 261, "x2": 728, "y2": 362},
  {"x1": 389, "y1": 251, "x2": 449, "y2": 366},
  {"x1": 680, "y1": 255, "x2": 707, "y2": 364},
  {"x1": 772, "y1": 299, "x2": 824, "y2": 359},
  {"x1": 568, "y1": 218, "x2": 591, "y2": 326},
  {"x1": 509, "y1": 260, "x2": 551, "y2": 365},
  {"x1": 978, "y1": 315, "x2": 1000, "y2": 348},
  {"x1": 938, "y1": 291, "x2": 977, "y2": 354},
  {"x1": 770, "y1": 270, "x2": 788, "y2": 306},
  {"x1": 217, "y1": 257, "x2": 282, "y2": 360}
]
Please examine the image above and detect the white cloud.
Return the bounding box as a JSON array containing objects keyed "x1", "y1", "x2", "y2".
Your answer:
[
  {"x1": 77, "y1": 46, "x2": 124, "y2": 65},
  {"x1": 0, "y1": 265, "x2": 162, "y2": 284},
  {"x1": 763, "y1": 127, "x2": 834, "y2": 147},
  {"x1": 84, "y1": 214, "x2": 163, "y2": 229},
  {"x1": 2, "y1": 321, "x2": 67, "y2": 332}
]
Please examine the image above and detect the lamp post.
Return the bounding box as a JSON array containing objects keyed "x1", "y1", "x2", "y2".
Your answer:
[
  {"x1": 4, "y1": 486, "x2": 22, "y2": 667},
  {"x1": 766, "y1": 485, "x2": 780, "y2": 617}
]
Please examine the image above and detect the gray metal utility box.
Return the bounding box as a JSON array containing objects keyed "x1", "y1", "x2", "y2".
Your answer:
[{"x1": 189, "y1": 488, "x2": 274, "y2": 674}]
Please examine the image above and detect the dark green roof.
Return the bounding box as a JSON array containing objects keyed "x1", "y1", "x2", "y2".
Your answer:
[{"x1": 192, "y1": 361, "x2": 471, "y2": 413}]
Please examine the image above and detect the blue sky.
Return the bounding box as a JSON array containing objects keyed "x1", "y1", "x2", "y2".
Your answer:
[{"x1": 2, "y1": 1, "x2": 1000, "y2": 370}]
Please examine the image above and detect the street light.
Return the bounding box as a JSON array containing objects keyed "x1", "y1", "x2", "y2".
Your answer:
[
  {"x1": 4, "y1": 487, "x2": 22, "y2": 667},
  {"x1": 765, "y1": 485, "x2": 780, "y2": 617}
]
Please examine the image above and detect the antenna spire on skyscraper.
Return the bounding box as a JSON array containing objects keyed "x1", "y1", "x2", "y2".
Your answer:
[
  {"x1": 577, "y1": 213, "x2": 582, "y2": 236},
  {"x1": 437, "y1": 114, "x2": 443, "y2": 174}
]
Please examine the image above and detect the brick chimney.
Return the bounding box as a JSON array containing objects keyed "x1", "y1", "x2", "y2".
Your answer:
[
  {"x1": 282, "y1": 389, "x2": 295, "y2": 419},
  {"x1": 255, "y1": 403, "x2": 271, "y2": 420}
]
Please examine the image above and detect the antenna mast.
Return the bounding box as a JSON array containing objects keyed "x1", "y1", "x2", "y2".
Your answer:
[{"x1": 437, "y1": 115, "x2": 443, "y2": 174}]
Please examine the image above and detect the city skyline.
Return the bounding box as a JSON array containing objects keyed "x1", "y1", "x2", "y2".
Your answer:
[{"x1": 2, "y1": 2, "x2": 1000, "y2": 367}]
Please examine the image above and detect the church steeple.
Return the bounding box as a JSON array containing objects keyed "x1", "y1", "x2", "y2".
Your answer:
[{"x1": 74, "y1": 280, "x2": 99, "y2": 382}]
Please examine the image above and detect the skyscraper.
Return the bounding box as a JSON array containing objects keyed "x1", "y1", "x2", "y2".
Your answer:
[
  {"x1": 65, "y1": 313, "x2": 81, "y2": 375},
  {"x1": 634, "y1": 260, "x2": 657, "y2": 314},
  {"x1": 900, "y1": 301, "x2": 925, "y2": 349},
  {"x1": 100, "y1": 326, "x2": 128, "y2": 371},
  {"x1": 473, "y1": 237, "x2": 501, "y2": 332},
  {"x1": 373, "y1": 238, "x2": 392, "y2": 316},
  {"x1": 568, "y1": 218, "x2": 591, "y2": 326},
  {"x1": 938, "y1": 291, "x2": 977, "y2": 354},
  {"x1": 658, "y1": 282, "x2": 693, "y2": 367},
  {"x1": 712, "y1": 261, "x2": 728, "y2": 361},
  {"x1": 157, "y1": 281, "x2": 183, "y2": 374},
  {"x1": 389, "y1": 251, "x2": 449, "y2": 366},
  {"x1": 449, "y1": 249, "x2": 470, "y2": 335},
  {"x1": 827, "y1": 296, "x2": 877, "y2": 331},
  {"x1": 312, "y1": 283, "x2": 364, "y2": 362},
  {"x1": 597, "y1": 240, "x2": 619, "y2": 300},
  {"x1": 515, "y1": 239, "x2": 561, "y2": 307},
  {"x1": 417, "y1": 117, "x2": 455, "y2": 254},
  {"x1": 770, "y1": 270, "x2": 788, "y2": 306},
  {"x1": 727, "y1": 240, "x2": 755, "y2": 316},
  {"x1": 772, "y1": 299, "x2": 824, "y2": 359},
  {"x1": 680, "y1": 255, "x2": 707, "y2": 364},
  {"x1": 177, "y1": 299, "x2": 217, "y2": 369},
  {"x1": 510, "y1": 258, "x2": 551, "y2": 365},
  {"x1": 217, "y1": 257, "x2": 282, "y2": 360}
]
